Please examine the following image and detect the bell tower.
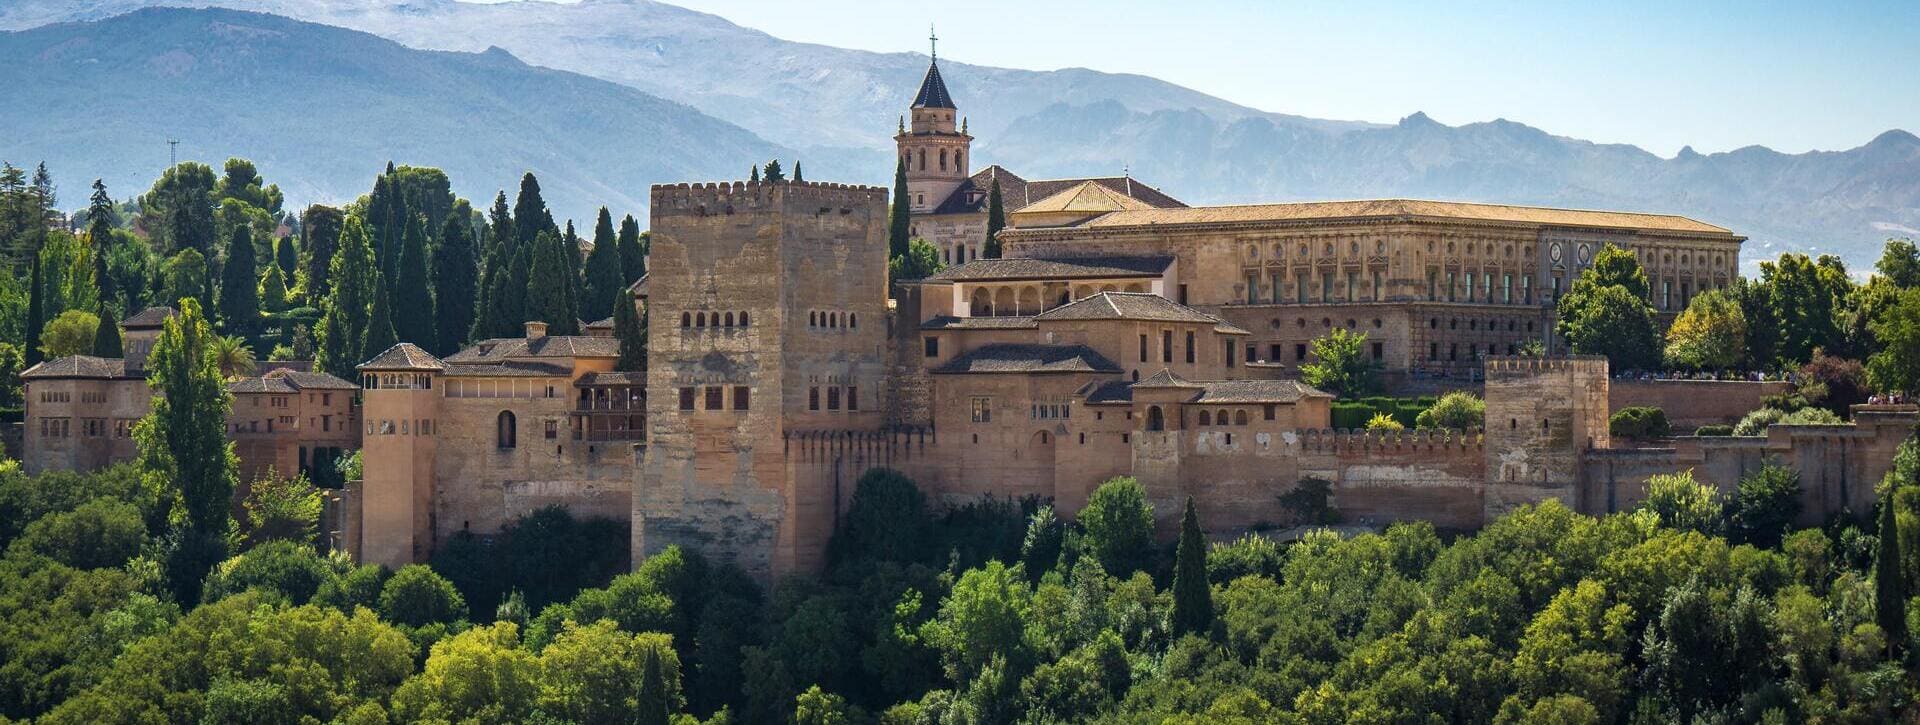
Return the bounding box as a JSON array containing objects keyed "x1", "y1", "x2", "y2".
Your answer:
[{"x1": 895, "y1": 27, "x2": 972, "y2": 214}]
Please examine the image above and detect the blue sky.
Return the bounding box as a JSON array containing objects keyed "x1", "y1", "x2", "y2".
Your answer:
[{"x1": 657, "y1": 0, "x2": 1918, "y2": 157}]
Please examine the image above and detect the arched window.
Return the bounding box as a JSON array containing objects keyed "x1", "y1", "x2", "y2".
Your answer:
[
  {"x1": 939, "y1": 148, "x2": 948, "y2": 170},
  {"x1": 497, "y1": 411, "x2": 517, "y2": 449},
  {"x1": 1146, "y1": 406, "x2": 1165, "y2": 432},
  {"x1": 739, "y1": 312, "x2": 749, "y2": 327},
  {"x1": 724, "y1": 312, "x2": 734, "y2": 327},
  {"x1": 1235, "y1": 410, "x2": 1249, "y2": 426},
  {"x1": 681, "y1": 312, "x2": 691, "y2": 328},
  {"x1": 956, "y1": 152, "x2": 964, "y2": 169},
  {"x1": 695, "y1": 313, "x2": 707, "y2": 328},
  {"x1": 918, "y1": 149, "x2": 925, "y2": 171},
  {"x1": 849, "y1": 313, "x2": 857, "y2": 328},
  {"x1": 1198, "y1": 410, "x2": 1212, "y2": 426}
]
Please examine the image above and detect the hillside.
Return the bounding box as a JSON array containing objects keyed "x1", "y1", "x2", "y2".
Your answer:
[{"x1": 0, "y1": 6, "x2": 787, "y2": 225}]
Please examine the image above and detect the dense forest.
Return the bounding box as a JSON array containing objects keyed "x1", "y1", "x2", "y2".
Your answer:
[{"x1": 2, "y1": 154, "x2": 1920, "y2": 723}]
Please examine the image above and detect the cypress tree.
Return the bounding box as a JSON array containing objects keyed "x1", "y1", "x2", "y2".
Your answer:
[
  {"x1": 259, "y1": 264, "x2": 290, "y2": 313},
  {"x1": 25, "y1": 252, "x2": 43, "y2": 365},
  {"x1": 362, "y1": 271, "x2": 397, "y2": 359},
  {"x1": 889, "y1": 159, "x2": 911, "y2": 261},
  {"x1": 561, "y1": 221, "x2": 582, "y2": 329},
  {"x1": 486, "y1": 190, "x2": 513, "y2": 260},
  {"x1": 527, "y1": 231, "x2": 577, "y2": 334},
  {"x1": 299, "y1": 205, "x2": 343, "y2": 301},
  {"x1": 503, "y1": 245, "x2": 532, "y2": 331},
  {"x1": 614, "y1": 288, "x2": 646, "y2": 372},
  {"x1": 315, "y1": 218, "x2": 376, "y2": 379},
  {"x1": 617, "y1": 215, "x2": 646, "y2": 285},
  {"x1": 275, "y1": 235, "x2": 298, "y2": 281},
  {"x1": 93, "y1": 303, "x2": 122, "y2": 357},
  {"x1": 749, "y1": 165, "x2": 760, "y2": 183},
  {"x1": 984, "y1": 179, "x2": 1005, "y2": 259},
  {"x1": 433, "y1": 214, "x2": 479, "y2": 356},
  {"x1": 1170, "y1": 496, "x2": 1213, "y2": 636},
  {"x1": 217, "y1": 225, "x2": 260, "y2": 335},
  {"x1": 636, "y1": 648, "x2": 670, "y2": 725},
  {"x1": 1878, "y1": 492, "x2": 1908, "y2": 656},
  {"x1": 394, "y1": 213, "x2": 436, "y2": 346},
  {"x1": 792, "y1": 161, "x2": 803, "y2": 183},
  {"x1": 136, "y1": 298, "x2": 238, "y2": 604},
  {"x1": 512, "y1": 173, "x2": 552, "y2": 249},
  {"x1": 367, "y1": 174, "x2": 398, "y2": 284},
  {"x1": 582, "y1": 208, "x2": 623, "y2": 322},
  {"x1": 88, "y1": 179, "x2": 118, "y2": 312}
]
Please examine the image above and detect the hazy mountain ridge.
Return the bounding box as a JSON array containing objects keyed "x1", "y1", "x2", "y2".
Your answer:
[{"x1": 3, "y1": 0, "x2": 1915, "y2": 268}]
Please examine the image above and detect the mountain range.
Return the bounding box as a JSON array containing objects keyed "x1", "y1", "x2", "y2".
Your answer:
[{"x1": 2, "y1": 0, "x2": 1916, "y2": 271}]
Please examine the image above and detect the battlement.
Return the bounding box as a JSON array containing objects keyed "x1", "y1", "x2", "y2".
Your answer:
[
  {"x1": 784, "y1": 426, "x2": 935, "y2": 464},
  {"x1": 649, "y1": 180, "x2": 888, "y2": 214},
  {"x1": 1483, "y1": 355, "x2": 1609, "y2": 378},
  {"x1": 1297, "y1": 427, "x2": 1485, "y2": 455}
]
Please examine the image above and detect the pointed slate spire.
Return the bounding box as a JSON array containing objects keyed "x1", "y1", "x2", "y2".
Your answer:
[{"x1": 912, "y1": 26, "x2": 955, "y2": 110}]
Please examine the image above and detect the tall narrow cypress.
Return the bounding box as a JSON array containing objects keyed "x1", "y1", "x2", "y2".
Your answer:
[
  {"x1": 527, "y1": 231, "x2": 578, "y2": 335},
  {"x1": 1170, "y1": 497, "x2": 1213, "y2": 636},
  {"x1": 393, "y1": 213, "x2": 435, "y2": 346},
  {"x1": 983, "y1": 179, "x2": 1005, "y2": 259},
  {"x1": 88, "y1": 179, "x2": 118, "y2": 312},
  {"x1": 636, "y1": 648, "x2": 670, "y2": 725},
  {"x1": 561, "y1": 221, "x2": 582, "y2": 327},
  {"x1": 614, "y1": 287, "x2": 646, "y2": 372},
  {"x1": 582, "y1": 208, "x2": 623, "y2": 322},
  {"x1": 889, "y1": 158, "x2": 911, "y2": 261},
  {"x1": 299, "y1": 205, "x2": 344, "y2": 301},
  {"x1": 486, "y1": 190, "x2": 513, "y2": 261},
  {"x1": 617, "y1": 215, "x2": 646, "y2": 285},
  {"x1": 25, "y1": 252, "x2": 43, "y2": 365},
  {"x1": 512, "y1": 173, "x2": 552, "y2": 249},
  {"x1": 315, "y1": 218, "x2": 376, "y2": 379},
  {"x1": 792, "y1": 161, "x2": 804, "y2": 183},
  {"x1": 502, "y1": 245, "x2": 532, "y2": 332},
  {"x1": 275, "y1": 236, "x2": 298, "y2": 281},
  {"x1": 93, "y1": 303, "x2": 122, "y2": 358},
  {"x1": 217, "y1": 225, "x2": 260, "y2": 335},
  {"x1": 1878, "y1": 493, "x2": 1908, "y2": 656},
  {"x1": 362, "y1": 271, "x2": 397, "y2": 359},
  {"x1": 433, "y1": 214, "x2": 479, "y2": 356}
]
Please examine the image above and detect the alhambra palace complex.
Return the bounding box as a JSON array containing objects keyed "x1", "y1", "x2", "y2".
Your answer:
[{"x1": 22, "y1": 55, "x2": 1918, "y2": 579}]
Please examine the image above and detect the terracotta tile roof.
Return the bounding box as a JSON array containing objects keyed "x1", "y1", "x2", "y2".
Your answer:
[
  {"x1": 928, "y1": 166, "x2": 1184, "y2": 216},
  {"x1": 1079, "y1": 379, "x2": 1135, "y2": 405},
  {"x1": 443, "y1": 335, "x2": 620, "y2": 364},
  {"x1": 1191, "y1": 380, "x2": 1332, "y2": 404},
  {"x1": 1056, "y1": 198, "x2": 1733, "y2": 235},
  {"x1": 926, "y1": 256, "x2": 1172, "y2": 282},
  {"x1": 228, "y1": 376, "x2": 298, "y2": 394},
  {"x1": 21, "y1": 355, "x2": 129, "y2": 380},
  {"x1": 1034, "y1": 292, "x2": 1221, "y2": 324},
  {"x1": 1214, "y1": 321, "x2": 1252, "y2": 336},
  {"x1": 921, "y1": 316, "x2": 1038, "y2": 330},
  {"x1": 358, "y1": 343, "x2": 445, "y2": 371},
  {"x1": 912, "y1": 59, "x2": 955, "y2": 109},
  {"x1": 575, "y1": 371, "x2": 648, "y2": 386},
  {"x1": 1133, "y1": 368, "x2": 1200, "y2": 388},
  {"x1": 441, "y1": 361, "x2": 574, "y2": 378},
  {"x1": 931, "y1": 343, "x2": 1121, "y2": 375},
  {"x1": 1015, "y1": 181, "x2": 1156, "y2": 215},
  {"x1": 629, "y1": 274, "x2": 648, "y2": 297},
  {"x1": 121, "y1": 306, "x2": 176, "y2": 329},
  {"x1": 585, "y1": 317, "x2": 615, "y2": 331},
  {"x1": 268, "y1": 369, "x2": 358, "y2": 390}
]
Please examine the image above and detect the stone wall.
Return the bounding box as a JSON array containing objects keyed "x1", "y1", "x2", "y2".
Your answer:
[
  {"x1": 1609, "y1": 379, "x2": 1789, "y2": 430},
  {"x1": 22, "y1": 377, "x2": 150, "y2": 475}
]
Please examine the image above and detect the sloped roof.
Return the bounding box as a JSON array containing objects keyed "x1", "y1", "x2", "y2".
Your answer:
[
  {"x1": 358, "y1": 343, "x2": 445, "y2": 371},
  {"x1": 21, "y1": 355, "x2": 129, "y2": 380},
  {"x1": 268, "y1": 369, "x2": 358, "y2": 390},
  {"x1": 122, "y1": 306, "x2": 176, "y2": 329},
  {"x1": 1133, "y1": 368, "x2": 1200, "y2": 388},
  {"x1": 1060, "y1": 198, "x2": 1734, "y2": 235},
  {"x1": 228, "y1": 376, "x2": 297, "y2": 394},
  {"x1": 920, "y1": 316, "x2": 1038, "y2": 330},
  {"x1": 440, "y1": 361, "x2": 574, "y2": 378},
  {"x1": 912, "y1": 59, "x2": 955, "y2": 109},
  {"x1": 928, "y1": 166, "x2": 1185, "y2": 216},
  {"x1": 927, "y1": 256, "x2": 1171, "y2": 282},
  {"x1": 1079, "y1": 379, "x2": 1135, "y2": 405},
  {"x1": 629, "y1": 274, "x2": 648, "y2": 297},
  {"x1": 1191, "y1": 380, "x2": 1332, "y2": 404},
  {"x1": 1016, "y1": 180, "x2": 1156, "y2": 215},
  {"x1": 585, "y1": 317, "x2": 615, "y2": 331},
  {"x1": 575, "y1": 371, "x2": 648, "y2": 386},
  {"x1": 443, "y1": 335, "x2": 620, "y2": 364},
  {"x1": 1034, "y1": 292, "x2": 1220, "y2": 324},
  {"x1": 931, "y1": 343, "x2": 1121, "y2": 374}
]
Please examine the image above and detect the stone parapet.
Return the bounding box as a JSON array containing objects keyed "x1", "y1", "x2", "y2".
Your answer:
[{"x1": 1297, "y1": 427, "x2": 1485, "y2": 455}]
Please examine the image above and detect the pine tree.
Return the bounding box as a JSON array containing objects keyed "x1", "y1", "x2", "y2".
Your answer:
[
  {"x1": 275, "y1": 235, "x2": 298, "y2": 281},
  {"x1": 792, "y1": 161, "x2": 804, "y2": 183},
  {"x1": 1170, "y1": 497, "x2": 1213, "y2": 636},
  {"x1": 763, "y1": 159, "x2": 785, "y2": 182},
  {"x1": 394, "y1": 213, "x2": 436, "y2": 346},
  {"x1": 636, "y1": 648, "x2": 670, "y2": 725},
  {"x1": 614, "y1": 288, "x2": 646, "y2": 372},
  {"x1": 617, "y1": 215, "x2": 646, "y2": 285},
  {"x1": 217, "y1": 225, "x2": 260, "y2": 335},
  {"x1": 750, "y1": 165, "x2": 760, "y2": 183},
  {"x1": 433, "y1": 214, "x2": 479, "y2": 356},
  {"x1": 582, "y1": 208, "x2": 624, "y2": 322},
  {"x1": 1877, "y1": 492, "x2": 1907, "y2": 656},
  {"x1": 512, "y1": 172, "x2": 553, "y2": 249},
  {"x1": 984, "y1": 179, "x2": 1005, "y2": 259},
  {"x1": 362, "y1": 271, "x2": 398, "y2": 359},
  {"x1": 527, "y1": 231, "x2": 577, "y2": 334},
  {"x1": 26, "y1": 252, "x2": 44, "y2": 365},
  {"x1": 315, "y1": 218, "x2": 376, "y2": 379},
  {"x1": 889, "y1": 158, "x2": 912, "y2": 261},
  {"x1": 93, "y1": 303, "x2": 122, "y2": 357},
  {"x1": 87, "y1": 179, "x2": 118, "y2": 312},
  {"x1": 135, "y1": 298, "x2": 238, "y2": 604}
]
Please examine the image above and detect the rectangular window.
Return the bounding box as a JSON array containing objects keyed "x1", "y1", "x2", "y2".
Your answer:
[
  {"x1": 733, "y1": 386, "x2": 750, "y2": 410},
  {"x1": 1503, "y1": 274, "x2": 1513, "y2": 304},
  {"x1": 545, "y1": 420, "x2": 558, "y2": 439},
  {"x1": 1464, "y1": 272, "x2": 1475, "y2": 302},
  {"x1": 1449, "y1": 343, "x2": 1459, "y2": 361},
  {"x1": 1245, "y1": 344, "x2": 1256, "y2": 364},
  {"x1": 1321, "y1": 272, "x2": 1334, "y2": 301},
  {"x1": 1661, "y1": 280, "x2": 1671, "y2": 310},
  {"x1": 1139, "y1": 334, "x2": 1148, "y2": 362},
  {"x1": 924, "y1": 336, "x2": 939, "y2": 357},
  {"x1": 1523, "y1": 274, "x2": 1533, "y2": 304},
  {"x1": 970, "y1": 396, "x2": 992, "y2": 423},
  {"x1": 1429, "y1": 342, "x2": 1439, "y2": 361},
  {"x1": 1297, "y1": 275, "x2": 1308, "y2": 303},
  {"x1": 1246, "y1": 273, "x2": 1258, "y2": 304},
  {"x1": 1264, "y1": 404, "x2": 1276, "y2": 421},
  {"x1": 1428, "y1": 270, "x2": 1438, "y2": 301},
  {"x1": 1295, "y1": 343, "x2": 1307, "y2": 362},
  {"x1": 1371, "y1": 342, "x2": 1383, "y2": 361},
  {"x1": 1345, "y1": 271, "x2": 1356, "y2": 302},
  {"x1": 1271, "y1": 272, "x2": 1283, "y2": 303},
  {"x1": 1226, "y1": 340, "x2": 1236, "y2": 368},
  {"x1": 1185, "y1": 331, "x2": 1195, "y2": 364},
  {"x1": 1448, "y1": 272, "x2": 1457, "y2": 302},
  {"x1": 1178, "y1": 284, "x2": 1188, "y2": 304},
  {"x1": 1372, "y1": 271, "x2": 1383, "y2": 301},
  {"x1": 1161, "y1": 331, "x2": 1173, "y2": 363},
  {"x1": 1484, "y1": 272, "x2": 1493, "y2": 301},
  {"x1": 1269, "y1": 343, "x2": 1282, "y2": 361},
  {"x1": 847, "y1": 386, "x2": 859, "y2": 411},
  {"x1": 705, "y1": 386, "x2": 723, "y2": 410},
  {"x1": 679, "y1": 387, "x2": 695, "y2": 411},
  {"x1": 827, "y1": 387, "x2": 841, "y2": 410},
  {"x1": 809, "y1": 387, "x2": 820, "y2": 411}
]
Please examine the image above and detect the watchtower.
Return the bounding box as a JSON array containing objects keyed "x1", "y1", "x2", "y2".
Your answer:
[
  {"x1": 356, "y1": 343, "x2": 444, "y2": 568},
  {"x1": 1482, "y1": 355, "x2": 1609, "y2": 516},
  {"x1": 895, "y1": 31, "x2": 972, "y2": 214}
]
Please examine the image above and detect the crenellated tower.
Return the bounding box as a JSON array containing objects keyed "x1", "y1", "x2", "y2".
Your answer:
[
  {"x1": 355, "y1": 343, "x2": 445, "y2": 569},
  {"x1": 895, "y1": 29, "x2": 972, "y2": 214}
]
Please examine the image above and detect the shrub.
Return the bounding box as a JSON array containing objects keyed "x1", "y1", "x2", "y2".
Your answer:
[
  {"x1": 203, "y1": 539, "x2": 339, "y2": 605},
  {"x1": 380, "y1": 564, "x2": 469, "y2": 627},
  {"x1": 829, "y1": 468, "x2": 930, "y2": 568},
  {"x1": 1693, "y1": 425, "x2": 1734, "y2": 437},
  {"x1": 1732, "y1": 407, "x2": 1786, "y2": 436},
  {"x1": 1279, "y1": 477, "x2": 1341, "y2": 527},
  {"x1": 1365, "y1": 413, "x2": 1404, "y2": 431},
  {"x1": 1639, "y1": 470, "x2": 1722, "y2": 535},
  {"x1": 1207, "y1": 533, "x2": 1285, "y2": 584},
  {"x1": 1778, "y1": 407, "x2": 1843, "y2": 426},
  {"x1": 1608, "y1": 406, "x2": 1671, "y2": 441},
  {"x1": 8, "y1": 497, "x2": 146, "y2": 570},
  {"x1": 1416, "y1": 391, "x2": 1485, "y2": 430}
]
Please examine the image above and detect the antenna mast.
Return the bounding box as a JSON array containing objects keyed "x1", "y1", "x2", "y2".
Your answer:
[{"x1": 167, "y1": 139, "x2": 179, "y2": 168}]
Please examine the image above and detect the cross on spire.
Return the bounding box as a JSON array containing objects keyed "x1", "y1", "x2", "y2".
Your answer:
[{"x1": 929, "y1": 24, "x2": 938, "y2": 61}]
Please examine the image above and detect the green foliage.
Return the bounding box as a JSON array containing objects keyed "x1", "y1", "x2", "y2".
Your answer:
[
  {"x1": 888, "y1": 159, "x2": 911, "y2": 261},
  {"x1": 1417, "y1": 391, "x2": 1485, "y2": 430},
  {"x1": 315, "y1": 217, "x2": 375, "y2": 378},
  {"x1": 1299, "y1": 327, "x2": 1380, "y2": 397},
  {"x1": 240, "y1": 468, "x2": 322, "y2": 547},
  {"x1": 431, "y1": 505, "x2": 629, "y2": 616},
  {"x1": 1729, "y1": 464, "x2": 1802, "y2": 549},
  {"x1": 380, "y1": 564, "x2": 469, "y2": 628},
  {"x1": 1279, "y1": 477, "x2": 1341, "y2": 526},
  {"x1": 1779, "y1": 407, "x2": 1844, "y2": 426},
  {"x1": 1665, "y1": 288, "x2": 1746, "y2": 369},
  {"x1": 257, "y1": 262, "x2": 289, "y2": 313},
  {"x1": 888, "y1": 238, "x2": 945, "y2": 281},
  {"x1": 526, "y1": 230, "x2": 579, "y2": 334},
  {"x1": 1365, "y1": 412, "x2": 1404, "y2": 431},
  {"x1": 1170, "y1": 498, "x2": 1212, "y2": 636},
  {"x1": 637, "y1": 646, "x2": 673, "y2": 725},
  {"x1": 38, "y1": 308, "x2": 98, "y2": 358},
  {"x1": 135, "y1": 298, "x2": 238, "y2": 604},
  {"x1": 830, "y1": 468, "x2": 931, "y2": 569},
  {"x1": 1640, "y1": 471, "x2": 1723, "y2": 536},
  {"x1": 7, "y1": 497, "x2": 145, "y2": 570},
  {"x1": 538, "y1": 620, "x2": 683, "y2": 723},
  {"x1": 1733, "y1": 406, "x2": 1787, "y2": 436},
  {"x1": 1080, "y1": 477, "x2": 1155, "y2": 575},
  {"x1": 922, "y1": 560, "x2": 1033, "y2": 683},
  {"x1": 393, "y1": 212, "x2": 435, "y2": 347},
  {"x1": 983, "y1": 179, "x2": 1005, "y2": 259},
  {"x1": 1608, "y1": 406, "x2": 1670, "y2": 441},
  {"x1": 618, "y1": 215, "x2": 648, "y2": 285},
  {"x1": 1694, "y1": 425, "x2": 1734, "y2": 437},
  {"x1": 1867, "y1": 286, "x2": 1920, "y2": 394},
  {"x1": 217, "y1": 225, "x2": 260, "y2": 334},
  {"x1": 582, "y1": 207, "x2": 625, "y2": 322},
  {"x1": 1018, "y1": 505, "x2": 1065, "y2": 579},
  {"x1": 299, "y1": 205, "x2": 343, "y2": 301},
  {"x1": 361, "y1": 270, "x2": 397, "y2": 359},
  {"x1": 1560, "y1": 283, "x2": 1662, "y2": 370},
  {"x1": 614, "y1": 287, "x2": 647, "y2": 371},
  {"x1": 1761, "y1": 252, "x2": 1853, "y2": 365},
  {"x1": 762, "y1": 159, "x2": 786, "y2": 182},
  {"x1": 390, "y1": 622, "x2": 538, "y2": 723},
  {"x1": 201, "y1": 539, "x2": 338, "y2": 605}
]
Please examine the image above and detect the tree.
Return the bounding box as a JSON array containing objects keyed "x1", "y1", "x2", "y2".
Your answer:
[
  {"x1": 432, "y1": 213, "x2": 478, "y2": 356},
  {"x1": 1559, "y1": 284, "x2": 1661, "y2": 370},
  {"x1": 1878, "y1": 238, "x2": 1920, "y2": 288},
  {"x1": 393, "y1": 213, "x2": 435, "y2": 347},
  {"x1": 25, "y1": 252, "x2": 43, "y2": 365},
  {"x1": 315, "y1": 218, "x2": 375, "y2": 379},
  {"x1": 617, "y1": 214, "x2": 646, "y2": 285},
  {"x1": 391, "y1": 623, "x2": 539, "y2": 723},
  {"x1": 86, "y1": 179, "x2": 118, "y2": 310},
  {"x1": 889, "y1": 159, "x2": 911, "y2": 262},
  {"x1": 581, "y1": 207, "x2": 624, "y2": 322},
  {"x1": 1664, "y1": 289, "x2": 1745, "y2": 369},
  {"x1": 1728, "y1": 463, "x2": 1801, "y2": 549},
  {"x1": 1639, "y1": 471, "x2": 1722, "y2": 535},
  {"x1": 1761, "y1": 252, "x2": 1852, "y2": 365},
  {"x1": 1867, "y1": 287, "x2": 1920, "y2": 394},
  {"x1": 793, "y1": 686, "x2": 851, "y2": 725},
  {"x1": 362, "y1": 271, "x2": 397, "y2": 361},
  {"x1": 921, "y1": 561, "x2": 1033, "y2": 683},
  {"x1": 134, "y1": 298, "x2": 239, "y2": 603},
  {"x1": 636, "y1": 647, "x2": 671, "y2": 725},
  {"x1": 211, "y1": 335, "x2": 256, "y2": 379},
  {"x1": 614, "y1": 288, "x2": 646, "y2": 371},
  {"x1": 146, "y1": 162, "x2": 217, "y2": 255},
  {"x1": 1080, "y1": 476, "x2": 1154, "y2": 575},
  {"x1": 513, "y1": 173, "x2": 554, "y2": 249},
  {"x1": 763, "y1": 159, "x2": 786, "y2": 182},
  {"x1": 537, "y1": 621, "x2": 681, "y2": 723},
  {"x1": 1607, "y1": 406, "x2": 1669, "y2": 441},
  {"x1": 983, "y1": 179, "x2": 1005, "y2": 259},
  {"x1": 38, "y1": 309, "x2": 98, "y2": 359},
  {"x1": 888, "y1": 238, "x2": 945, "y2": 281},
  {"x1": 1299, "y1": 327, "x2": 1380, "y2": 397},
  {"x1": 1170, "y1": 497, "x2": 1212, "y2": 636},
  {"x1": 161, "y1": 248, "x2": 210, "y2": 310},
  {"x1": 526, "y1": 231, "x2": 577, "y2": 334},
  {"x1": 298, "y1": 205, "x2": 343, "y2": 300},
  {"x1": 750, "y1": 165, "x2": 760, "y2": 183},
  {"x1": 274, "y1": 236, "x2": 298, "y2": 282},
  {"x1": 792, "y1": 161, "x2": 804, "y2": 183},
  {"x1": 217, "y1": 225, "x2": 260, "y2": 335},
  {"x1": 381, "y1": 563, "x2": 468, "y2": 627},
  {"x1": 828, "y1": 468, "x2": 930, "y2": 567},
  {"x1": 1877, "y1": 486, "x2": 1907, "y2": 657},
  {"x1": 92, "y1": 304, "x2": 121, "y2": 357},
  {"x1": 241, "y1": 469, "x2": 322, "y2": 546}
]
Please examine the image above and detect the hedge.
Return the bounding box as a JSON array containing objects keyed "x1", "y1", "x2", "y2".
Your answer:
[{"x1": 1330, "y1": 396, "x2": 1437, "y2": 430}]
